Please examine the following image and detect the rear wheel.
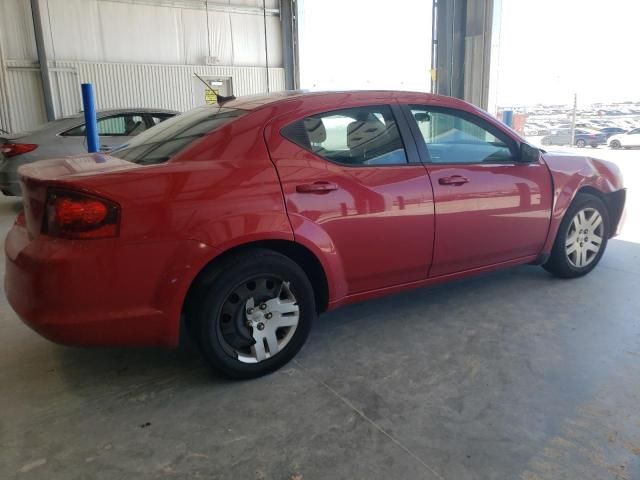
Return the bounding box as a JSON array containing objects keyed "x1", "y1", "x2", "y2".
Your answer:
[
  {"x1": 576, "y1": 138, "x2": 586, "y2": 148},
  {"x1": 610, "y1": 140, "x2": 621, "y2": 149},
  {"x1": 543, "y1": 193, "x2": 609, "y2": 278},
  {"x1": 193, "y1": 249, "x2": 315, "y2": 379}
]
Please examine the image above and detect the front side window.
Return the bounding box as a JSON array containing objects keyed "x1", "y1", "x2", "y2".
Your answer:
[
  {"x1": 410, "y1": 107, "x2": 517, "y2": 164},
  {"x1": 150, "y1": 114, "x2": 174, "y2": 125},
  {"x1": 98, "y1": 115, "x2": 146, "y2": 136},
  {"x1": 281, "y1": 105, "x2": 408, "y2": 166}
]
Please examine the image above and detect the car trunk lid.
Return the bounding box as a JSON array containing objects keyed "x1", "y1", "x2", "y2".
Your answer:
[{"x1": 18, "y1": 154, "x2": 140, "y2": 238}]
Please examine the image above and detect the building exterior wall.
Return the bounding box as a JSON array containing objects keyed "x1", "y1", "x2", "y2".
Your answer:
[{"x1": 0, "y1": 0, "x2": 284, "y2": 133}]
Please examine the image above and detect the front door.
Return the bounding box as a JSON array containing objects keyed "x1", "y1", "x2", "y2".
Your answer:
[
  {"x1": 405, "y1": 105, "x2": 553, "y2": 277},
  {"x1": 266, "y1": 103, "x2": 435, "y2": 295}
]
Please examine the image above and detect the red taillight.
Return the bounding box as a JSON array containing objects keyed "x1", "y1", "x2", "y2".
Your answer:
[
  {"x1": 15, "y1": 211, "x2": 26, "y2": 226},
  {"x1": 1, "y1": 143, "x2": 38, "y2": 157},
  {"x1": 44, "y1": 189, "x2": 120, "y2": 239}
]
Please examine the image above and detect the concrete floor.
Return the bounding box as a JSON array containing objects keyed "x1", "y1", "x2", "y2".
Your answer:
[{"x1": 1, "y1": 149, "x2": 640, "y2": 479}]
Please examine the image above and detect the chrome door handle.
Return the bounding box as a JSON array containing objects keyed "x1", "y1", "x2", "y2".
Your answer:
[
  {"x1": 438, "y1": 175, "x2": 469, "y2": 186},
  {"x1": 296, "y1": 181, "x2": 338, "y2": 193}
]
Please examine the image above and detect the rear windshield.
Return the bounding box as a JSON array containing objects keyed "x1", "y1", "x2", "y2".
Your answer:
[{"x1": 110, "y1": 106, "x2": 245, "y2": 165}]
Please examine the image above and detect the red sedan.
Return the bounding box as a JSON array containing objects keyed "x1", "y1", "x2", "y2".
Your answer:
[{"x1": 5, "y1": 91, "x2": 626, "y2": 378}]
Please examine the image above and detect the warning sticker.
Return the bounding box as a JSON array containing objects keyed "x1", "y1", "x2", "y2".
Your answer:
[{"x1": 205, "y1": 88, "x2": 219, "y2": 105}]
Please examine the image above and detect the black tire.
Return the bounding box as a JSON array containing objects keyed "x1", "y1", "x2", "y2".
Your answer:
[
  {"x1": 543, "y1": 193, "x2": 609, "y2": 278},
  {"x1": 576, "y1": 139, "x2": 586, "y2": 148},
  {"x1": 193, "y1": 248, "x2": 315, "y2": 379},
  {"x1": 590, "y1": 144, "x2": 598, "y2": 148},
  {"x1": 610, "y1": 140, "x2": 621, "y2": 149}
]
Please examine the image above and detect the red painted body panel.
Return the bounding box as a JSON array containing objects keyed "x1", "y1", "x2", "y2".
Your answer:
[
  {"x1": 540, "y1": 153, "x2": 625, "y2": 252},
  {"x1": 264, "y1": 94, "x2": 435, "y2": 295},
  {"x1": 3, "y1": 91, "x2": 626, "y2": 347},
  {"x1": 426, "y1": 163, "x2": 553, "y2": 276},
  {"x1": 7, "y1": 107, "x2": 290, "y2": 347}
]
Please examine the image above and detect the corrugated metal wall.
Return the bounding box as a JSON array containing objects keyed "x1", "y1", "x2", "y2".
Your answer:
[
  {"x1": 4, "y1": 62, "x2": 47, "y2": 133},
  {"x1": 3, "y1": 60, "x2": 285, "y2": 132},
  {"x1": 0, "y1": 0, "x2": 286, "y2": 133},
  {"x1": 40, "y1": 0, "x2": 282, "y2": 67}
]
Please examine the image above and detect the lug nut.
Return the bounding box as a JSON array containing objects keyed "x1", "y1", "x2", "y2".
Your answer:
[
  {"x1": 257, "y1": 322, "x2": 265, "y2": 330},
  {"x1": 260, "y1": 303, "x2": 267, "y2": 310},
  {"x1": 247, "y1": 308, "x2": 254, "y2": 314},
  {"x1": 265, "y1": 313, "x2": 273, "y2": 320}
]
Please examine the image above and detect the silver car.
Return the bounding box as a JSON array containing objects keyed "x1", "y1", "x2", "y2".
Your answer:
[{"x1": 0, "y1": 108, "x2": 177, "y2": 195}]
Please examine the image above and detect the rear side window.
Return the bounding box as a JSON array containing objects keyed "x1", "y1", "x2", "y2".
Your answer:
[
  {"x1": 62, "y1": 114, "x2": 146, "y2": 137},
  {"x1": 281, "y1": 105, "x2": 408, "y2": 166},
  {"x1": 110, "y1": 106, "x2": 245, "y2": 165}
]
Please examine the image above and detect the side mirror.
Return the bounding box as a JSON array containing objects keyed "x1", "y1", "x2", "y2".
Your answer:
[{"x1": 520, "y1": 143, "x2": 540, "y2": 163}]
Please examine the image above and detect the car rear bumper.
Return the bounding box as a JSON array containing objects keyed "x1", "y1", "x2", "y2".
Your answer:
[{"x1": 4, "y1": 225, "x2": 215, "y2": 347}]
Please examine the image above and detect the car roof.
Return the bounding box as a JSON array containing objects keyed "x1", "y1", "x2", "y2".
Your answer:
[{"x1": 222, "y1": 90, "x2": 468, "y2": 111}]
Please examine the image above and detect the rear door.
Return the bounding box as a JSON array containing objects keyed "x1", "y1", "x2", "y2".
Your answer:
[
  {"x1": 403, "y1": 105, "x2": 553, "y2": 277},
  {"x1": 266, "y1": 102, "x2": 435, "y2": 295}
]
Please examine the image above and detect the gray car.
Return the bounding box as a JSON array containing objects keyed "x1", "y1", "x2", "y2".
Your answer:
[{"x1": 0, "y1": 108, "x2": 177, "y2": 195}]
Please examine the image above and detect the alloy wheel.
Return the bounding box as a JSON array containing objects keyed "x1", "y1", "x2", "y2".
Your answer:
[{"x1": 565, "y1": 207, "x2": 604, "y2": 268}]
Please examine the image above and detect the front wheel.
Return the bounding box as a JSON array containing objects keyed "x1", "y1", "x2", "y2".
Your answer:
[
  {"x1": 193, "y1": 249, "x2": 316, "y2": 378},
  {"x1": 610, "y1": 140, "x2": 621, "y2": 149},
  {"x1": 543, "y1": 193, "x2": 609, "y2": 278},
  {"x1": 576, "y1": 139, "x2": 586, "y2": 148}
]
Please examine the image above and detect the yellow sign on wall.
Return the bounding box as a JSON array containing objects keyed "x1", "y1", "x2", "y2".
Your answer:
[{"x1": 205, "y1": 88, "x2": 219, "y2": 105}]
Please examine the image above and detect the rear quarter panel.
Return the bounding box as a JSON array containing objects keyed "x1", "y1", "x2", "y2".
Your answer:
[{"x1": 46, "y1": 107, "x2": 293, "y2": 346}]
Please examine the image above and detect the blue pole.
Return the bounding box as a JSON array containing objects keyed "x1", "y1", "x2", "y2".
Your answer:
[
  {"x1": 503, "y1": 109, "x2": 514, "y2": 128},
  {"x1": 81, "y1": 83, "x2": 99, "y2": 153}
]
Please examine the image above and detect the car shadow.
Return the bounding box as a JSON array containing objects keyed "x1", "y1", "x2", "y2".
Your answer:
[
  {"x1": 48, "y1": 238, "x2": 639, "y2": 391},
  {"x1": 52, "y1": 265, "x2": 550, "y2": 390}
]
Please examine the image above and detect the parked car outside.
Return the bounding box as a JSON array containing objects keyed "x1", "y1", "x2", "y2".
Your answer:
[
  {"x1": 608, "y1": 128, "x2": 640, "y2": 149},
  {"x1": 4, "y1": 91, "x2": 626, "y2": 378},
  {"x1": 0, "y1": 108, "x2": 177, "y2": 195},
  {"x1": 541, "y1": 128, "x2": 607, "y2": 148},
  {"x1": 599, "y1": 127, "x2": 628, "y2": 139},
  {"x1": 523, "y1": 124, "x2": 549, "y2": 136}
]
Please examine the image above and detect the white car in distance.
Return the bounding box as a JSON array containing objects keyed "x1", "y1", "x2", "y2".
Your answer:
[{"x1": 608, "y1": 127, "x2": 640, "y2": 149}]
